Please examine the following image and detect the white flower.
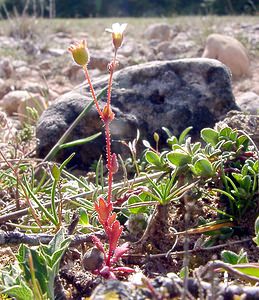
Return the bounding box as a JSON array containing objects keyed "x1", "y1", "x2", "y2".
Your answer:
[{"x1": 106, "y1": 23, "x2": 127, "y2": 49}]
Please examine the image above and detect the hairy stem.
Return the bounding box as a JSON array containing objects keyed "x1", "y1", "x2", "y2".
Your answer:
[
  {"x1": 105, "y1": 122, "x2": 113, "y2": 204},
  {"x1": 107, "y1": 50, "x2": 117, "y2": 110},
  {"x1": 83, "y1": 65, "x2": 103, "y2": 119}
]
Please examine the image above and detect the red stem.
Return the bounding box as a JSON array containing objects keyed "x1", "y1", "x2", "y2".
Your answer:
[
  {"x1": 106, "y1": 237, "x2": 113, "y2": 267},
  {"x1": 107, "y1": 50, "x2": 117, "y2": 110},
  {"x1": 83, "y1": 65, "x2": 103, "y2": 119},
  {"x1": 104, "y1": 51, "x2": 118, "y2": 266},
  {"x1": 84, "y1": 50, "x2": 119, "y2": 270},
  {"x1": 105, "y1": 122, "x2": 113, "y2": 205}
]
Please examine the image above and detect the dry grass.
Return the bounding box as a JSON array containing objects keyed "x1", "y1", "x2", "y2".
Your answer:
[{"x1": 0, "y1": 15, "x2": 258, "y2": 38}]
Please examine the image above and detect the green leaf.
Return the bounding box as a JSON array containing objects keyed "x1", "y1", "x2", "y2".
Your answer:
[
  {"x1": 51, "y1": 164, "x2": 60, "y2": 181},
  {"x1": 255, "y1": 216, "x2": 259, "y2": 235},
  {"x1": 178, "y1": 126, "x2": 193, "y2": 144},
  {"x1": 237, "y1": 250, "x2": 249, "y2": 264},
  {"x1": 253, "y1": 234, "x2": 259, "y2": 246},
  {"x1": 49, "y1": 228, "x2": 67, "y2": 255},
  {"x1": 201, "y1": 128, "x2": 219, "y2": 146},
  {"x1": 221, "y1": 250, "x2": 239, "y2": 264},
  {"x1": 127, "y1": 195, "x2": 148, "y2": 214},
  {"x1": 179, "y1": 266, "x2": 189, "y2": 279},
  {"x1": 192, "y1": 142, "x2": 201, "y2": 154},
  {"x1": 232, "y1": 264, "x2": 259, "y2": 278},
  {"x1": 220, "y1": 126, "x2": 232, "y2": 137},
  {"x1": 17, "y1": 246, "x2": 48, "y2": 295},
  {"x1": 167, "y1": 136, "x2": 178, "y2": 147},
  {"x1": 167, "y1": 150, "x2": 191, "y2": 167},
  {"x1": 253, "y1": 160, "x2": 259, "y2": 173},
  {"x1": 222, "y1": 140, "x2": 234, "y2": 151},
  {"x1": 229, "y1": 131, "x2": 238, "y2": 141},
  {"x1": 59, "y1": 132, "x2": 102, "y2": 149},
  {"x1": 242, "y1": 175, "x2": 252, "y2": 191},
  {"x1": 237, "y1": 135, "x2": 249, "y2": 148},
  {"x1": 78, "y1": 208, "x2": 90, "y2": 226},
  {"x1": 162, "y1": 126, "x2": 172, "y2": 138},
  {"x1": 2, "y1": 282, "x2": 33, "y2": 300},
  {"x1": 192, "y1": 158, "x2": 214, "y2": 177},
  {"x1": 221, "y1": 249, "x2": 248, "y2": 265},
  {"x1": 232, "y1": 173, "x2": 242, "y2": 184},
  {"x1": 145, "y1": 151, "x2": 161, "y2": 166},
  {"x1": 59, "y1": 152, "x2": 76, "y2": 172}
]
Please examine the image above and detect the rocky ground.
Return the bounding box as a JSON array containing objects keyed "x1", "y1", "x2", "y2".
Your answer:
[{"x1": 0, "y1": 16, "x2": 258, "y2": 130}]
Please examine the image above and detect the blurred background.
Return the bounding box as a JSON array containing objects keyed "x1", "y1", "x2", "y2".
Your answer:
[{"x1": 0, "y1": 0, "x2": 258, "y2": 18}]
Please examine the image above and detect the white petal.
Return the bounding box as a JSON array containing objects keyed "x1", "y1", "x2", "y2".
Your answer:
[
  {"x1": 120, "y1": 23, "x2": 127, "y2": 33},
  {"x1": 112, "y1": 23, "x2": 121, "y2": 32},
  {"x1": 105, "y1": 28, "x2": 113, "y2": 33}
]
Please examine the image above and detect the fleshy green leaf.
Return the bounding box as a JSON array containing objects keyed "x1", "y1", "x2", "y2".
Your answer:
[
  {"x1": 221, "y1": 249, "x2": 248, "y2": 265},
  {"x1": 145, "y1": 151, "x2": 161, "y2": 166},
  {"x1": 220, "y1": 126, "x2": 232, "y2": 137},
  {"x1": 192, "y1": 158, "x2": 214, "y2": 177},
  {"x1": 178, "y1": 126, "x2": 193, "y2": 144},
  {"x1": 201, "y1": 128, "x2": 219, "y2": 146},
  {"x1": 167, "y1": 150, "x2": 191, "y2": 167}
]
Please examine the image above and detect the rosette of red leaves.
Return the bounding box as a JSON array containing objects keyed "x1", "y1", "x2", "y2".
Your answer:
[{"x1": 91, "y1": 197, "x2": 134, "y2": 279}]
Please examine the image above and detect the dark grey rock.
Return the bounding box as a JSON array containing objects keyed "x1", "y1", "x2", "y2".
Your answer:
[
  {"x1": 36, "y1": 58, "x2": 238, "y2": 170},
  {"x1": 36, "y1": 91, "x2": 138, "y2": 169},
  {"x1": 82, "y1": 247, "x2": 104, "y2": 271}
]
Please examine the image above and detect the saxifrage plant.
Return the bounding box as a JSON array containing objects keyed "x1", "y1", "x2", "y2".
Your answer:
[{"x1": 68, "y1": 23, "x2": 134, "y2": 279}]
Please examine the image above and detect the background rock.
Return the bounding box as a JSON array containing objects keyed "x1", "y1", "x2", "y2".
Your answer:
[
  {"x1": 144, "y1": 23, "x2": 172, "y2": 41},
  {"x1": 236, "y1": 91, "x2": 259, "y2": 114},
  {"x1": 1, "y1": 90, "x2": 38, "y2": 115},
  {"x1": 0, "y1": 59, "x2": 14, "y2": 79},
  {"x1": 17, "y1": 94, "x2": 47, "y2": 125},
  {"x1": 202, "y1": 33, "x2": 250, "y2": 79},
  {"x1": 36, "y1": 58, "x2": 238, "y2": 170}
]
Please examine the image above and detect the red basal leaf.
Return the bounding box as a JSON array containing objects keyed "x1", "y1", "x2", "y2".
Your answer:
[
  {"x1": 111, "y1": 242, "x2": 129, "y2": 264},
  {"x1": 91, "y1": 235, "x2": 105, "y2": 254},
  {"x1": 109, "y1": 220, "x2": 123, "y2": 252}
]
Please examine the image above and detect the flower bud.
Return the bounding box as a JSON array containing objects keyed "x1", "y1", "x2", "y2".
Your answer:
[
  {"x1": 102, "y1": 104, "x2": 115, "y2": 123},
  {"x1": 110, "y1": 153, "x2": 119, "y2": 174},
  {"x1": 68, "y1": 40, "x2": 89, "y2": 66}
]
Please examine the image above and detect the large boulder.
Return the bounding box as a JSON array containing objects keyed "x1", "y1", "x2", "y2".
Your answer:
[
  {"x1": 36, "y1": 58, "x2": 238, "y2": 170},
  {"x1": 202, "y1": 34, "x2": 250, "y2": 79}
]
